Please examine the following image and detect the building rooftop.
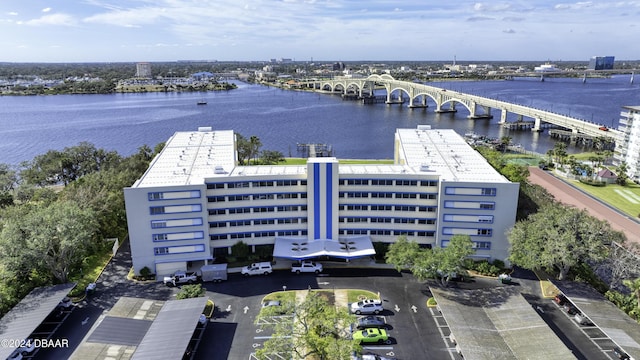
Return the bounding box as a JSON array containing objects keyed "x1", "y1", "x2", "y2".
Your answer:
[
  {"x1": 395, "y1": 127, "x2": 508, "y2": 183},
  {"x1": 133, "y1": 127, "x2": 237, "y2": 187},
  {"x1": 132, "y1": 126, "x2": 508, "y2": 188}
]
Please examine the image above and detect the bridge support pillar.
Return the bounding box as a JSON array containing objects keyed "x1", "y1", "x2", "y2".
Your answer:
[
  {"x1": 500, "y1": 109, "x2": 507, "y2": 124},
  {"x1": 532, "y1": 117, "x2": 542, "y2": 132}
]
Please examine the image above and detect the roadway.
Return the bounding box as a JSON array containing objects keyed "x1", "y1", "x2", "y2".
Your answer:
[{"x1": 527, "y1": 166, "x2": 640, "y2": 245}]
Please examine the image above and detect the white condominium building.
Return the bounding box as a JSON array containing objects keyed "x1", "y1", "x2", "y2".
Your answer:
[
  {"x1": 615, "y1": 106, "x2": 640, "y2": 182},
  {"x1": 124, "y1": 126, "x2": 520, "y2": 277}
]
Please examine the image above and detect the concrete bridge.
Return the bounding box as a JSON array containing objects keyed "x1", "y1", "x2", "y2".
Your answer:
[{"x1": 302, "y1": 74, "x2": 620, "y2": 141}]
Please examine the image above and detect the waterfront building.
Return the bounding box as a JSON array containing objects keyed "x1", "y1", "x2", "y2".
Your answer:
[
  {"x1": 124, "y1": 126, "x2": 519, "y2": 277},
  {"x1": 615, "y1": 106, "x2": 640, "y2": 183},
  {"x1": 534, "y1": 63, "x2": 561, "y2": 73},
  {"x1": 135, "y1": 62, "x2": 152, "y2": 78},
  {"x1": 588, "y1": 56, "x2": 615, "y2": 70}
]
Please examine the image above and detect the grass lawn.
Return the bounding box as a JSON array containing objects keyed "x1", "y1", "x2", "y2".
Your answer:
[
  {"x1": 570, "y1": 180, "x2": 640, "y2": 218},
  {"x1": 69, "y1": 249, "x2": 114, "y2": 298}
]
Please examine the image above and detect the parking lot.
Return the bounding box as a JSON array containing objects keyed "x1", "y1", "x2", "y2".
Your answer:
[
  {"x1": 29, "y1": 244, "x2": 640, "y2": 360},
  {"x1": 193, "y1": 268, "x2": 465, "y2": 360}
]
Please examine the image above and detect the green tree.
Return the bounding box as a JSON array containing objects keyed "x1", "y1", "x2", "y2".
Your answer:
[
  {"x1": 0, "y1": 200, "x2": 99, "y2": 283},
  {"x1": 236, "y1": 134, "x2": 251, "y2": 165},
  {"x1": 386, "y1": 235, "x2": 474, "y2": 286},
  {"x1": 508, "y1": 203, "x2": 621, "y2": 280},
  {"x1": 176, "y1": 284, "x2": 206, "y2": 299},
  {"x1": 256, "y1": 291, "x2": 356, "y2": 360},
  {"x1": 616, "y1": 161, "x2": 629, "y2": 186},
  {"x1": 231, "y1": 241, "x2": 250, "y2": 259},
  {"x1": 500, "y1": 136, "x2": 512, "y2": 153},
  {"x1": 249, "y1": 136, "x2": 262, "y2": 165},
  {"x1": 259, "y1": 150, "x2": 285, "y2": 165},
  {"x1": 0, "y1": 163, "x2": 18, "y2": 192},
  {"x1": 500, "y1": 163, "x2": 530, "y2": 183}
]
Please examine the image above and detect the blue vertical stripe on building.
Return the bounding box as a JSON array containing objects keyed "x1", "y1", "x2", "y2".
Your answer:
[
  {"x1": 325, "y1": 163, "x2": 333, "y2": 239},
  {"x1": 313, "y1": 163, "x2": 320, "y2": 239}
]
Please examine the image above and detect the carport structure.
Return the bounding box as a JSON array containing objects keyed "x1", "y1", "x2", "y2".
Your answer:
[
  {"x1": 0, "y1": 283, "x2": 76, "y2": 360},
  {"x1": 554, "y1": 281, "x2": 640, "y2": 359},
  {"x1": 430, "y1": 286, "x2": 575, "y2": 359},
  {"x1": 70, "y1": 296, "x2": 207, "y2": 360}
]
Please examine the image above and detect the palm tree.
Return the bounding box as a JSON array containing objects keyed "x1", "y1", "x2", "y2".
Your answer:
[
  {"x1": 249, "y1": 136, "x2": 262, "y2": 165},
  {"x1": 500, "y1": 136, "x2": 512, "y2": 153}
]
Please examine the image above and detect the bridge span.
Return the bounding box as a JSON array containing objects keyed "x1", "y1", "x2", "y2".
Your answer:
[{"x1": 302, "y1": 74, "x2": 620, "y2": 141}]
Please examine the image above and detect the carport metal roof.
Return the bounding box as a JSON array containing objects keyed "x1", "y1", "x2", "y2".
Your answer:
[
  {"x1": 131, "y1": 297, "x2": 208, "y2": 360},
  {"x1": 273, "y1": 236, "x2": 375, "y2": 260},
  {"x1": 430, "y1": 286, "x2": 575, "y2": 360},
  {"x1": 554, "y1": 280, "x2": 640, "y2": 359},
  {"x1": 0, "y1": 283, "x2": 76, "y2": 360}
]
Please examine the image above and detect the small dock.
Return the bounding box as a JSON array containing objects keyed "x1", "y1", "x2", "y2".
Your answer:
[{"x1": 297, "y1": 143, "x2": 334, "y2": 157}]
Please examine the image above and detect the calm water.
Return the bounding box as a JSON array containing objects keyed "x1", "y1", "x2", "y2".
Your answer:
[{"x1": 1, "y1": 75, "x2": 638, "y2": 166}]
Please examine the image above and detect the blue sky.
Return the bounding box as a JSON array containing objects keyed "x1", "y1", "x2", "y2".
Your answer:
[{"x1": 0, "y1": 1, "x2": 638, "y2": 62}]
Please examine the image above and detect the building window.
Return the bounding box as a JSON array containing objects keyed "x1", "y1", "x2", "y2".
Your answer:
[
  {"x1": 472, "y1": 241, "x2": 491, "y2": 249},
  {"x1": 154, "y1": 244, "x2": 205, "y2": 255},
  {"x1": 228, "y1": 207, "x2": 251, "y2": 214},
  {"x1": 443, "y1": 214, "x2": 494, "y2": 223},
  {"x1": 371, "y1": 192, "x2": 393, "y2": 198},
  {"x1": 151, "y1": 218, "x2": 203, "y2": 228},
  {"x1": 444, "y1": 201, "x2": 495, "y2": 210},
  {"x1": 228, "y1": 182, "x2": 250, "y2": 188},
  {"x1": 208, "y1": 196, "x2": 225, "y2": 203},
  {"x1": 346, "y1": 179, "x2": 368, "y2": 185},
  {"x1": 421, "y1": 180, "x2": 438, "y2": 187},
  {"x1": 148, "y1": 190, "x2": 200, "y2": 201},
  {"x1": 396, "y1": 180, "x2": 418, "y2": 186},
  {"x1": 206, "y1": 183, "x2": 225, "y2": 189},
  {"x1": 371, "y1": 179, "x2": 393, "y2": 186},
  {"x1": 252, "y1": 181, "x2": 274, "y2": 187},
  {"x1": 419, "y1": 194, "x2": 437, "y2": 200},
  {"x1": 150, "y1": 204, "x2": 201, "y2": 215},
  {"x1": 445, "y1": 187, "x2": 497, "y2": 196}
]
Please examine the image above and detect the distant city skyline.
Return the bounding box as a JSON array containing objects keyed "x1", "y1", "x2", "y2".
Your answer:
[{"x1": 0, "y1": 1, "x2": 638, "y2": 63}]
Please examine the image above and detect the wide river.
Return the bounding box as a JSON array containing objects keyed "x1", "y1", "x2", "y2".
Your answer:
[{"x1": 1, "y1": 75, "x2": 638, "y2": 166}]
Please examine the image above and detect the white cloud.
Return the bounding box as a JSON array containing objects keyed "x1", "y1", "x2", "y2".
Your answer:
[
  {"x1": 42, "y1": 8, "x2": 52, "y2": 13},
  {"x1": 8, "y1": 12, "x2": 18, "y2": 16},
  {"x1": 23, "y1": 13, "x2": 76, "y2": 26}
]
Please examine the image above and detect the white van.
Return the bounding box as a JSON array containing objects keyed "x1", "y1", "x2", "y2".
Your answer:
[{"x1": 241, "y1": 262, "x2": 273, "y2": 276}]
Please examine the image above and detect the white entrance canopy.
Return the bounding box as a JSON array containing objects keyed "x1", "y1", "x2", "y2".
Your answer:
[{"x1": 273, "y1": 236, "x2": 376, "y2": 260}]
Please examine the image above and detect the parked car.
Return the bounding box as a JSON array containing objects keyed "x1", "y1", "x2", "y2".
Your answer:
[
  {"x1": 354, "y1": 315, "x2": 387, "y2": 330},
  {"x1": 553, "y1": 294, "x2": 567, "y2": 305},
  {"x1": 574, "y1": 313, "x2": 594, "y2": 326},
  {"x1": 350, "y1": 352, "x2": 396, "y2": 360},
  {"x1": 352, "y1": 328, "x2": 391, "y2": 344},
  {"x1": 563, "y1": 303, "x2": 579, "y2": 315},
  {"x1": 351, "y1": 300, "x2": 383, "y2": 315},
  {"x1": 57, "y1": 297, "x2": 74, "y2": 311},
  {"x1": 613, "y1": 346, "x2": 630, "y2": 359},
  {"x1": 241, "y1": 262, "x2": 273, "y2": 276},
  {"x1": 262, "y1": 300, "x2": 281, "y2": 308},
  {"x1": 291, "y1": 260, "x2": 323, "y2": 274}
]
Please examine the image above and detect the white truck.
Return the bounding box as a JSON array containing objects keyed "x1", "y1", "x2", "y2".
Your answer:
[
  {"x1": 163, "y1": 271, "x2": 200, "y2": 286},
  {"x1": 291, "y1": 261, "x2": 323, "y2": 274},
  {"x1": 200, "y1": 264, "x2": 227, "y2": 282}
]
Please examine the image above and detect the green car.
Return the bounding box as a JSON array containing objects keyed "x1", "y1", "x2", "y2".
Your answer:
[{"x1": 352, "y1": 328, "x2": 391, "y2": 344}]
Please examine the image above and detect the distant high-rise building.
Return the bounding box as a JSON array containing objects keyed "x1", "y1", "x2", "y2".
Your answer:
[
  {"x1": 135, "y1": 62, "x2": 152, "y2": 78},
  {"x1": 588, "y1": 56, "x2": 615, "y2": 70},
  {"x1": 615, "y1": 106, "x2": 640, "y2": 183}
]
